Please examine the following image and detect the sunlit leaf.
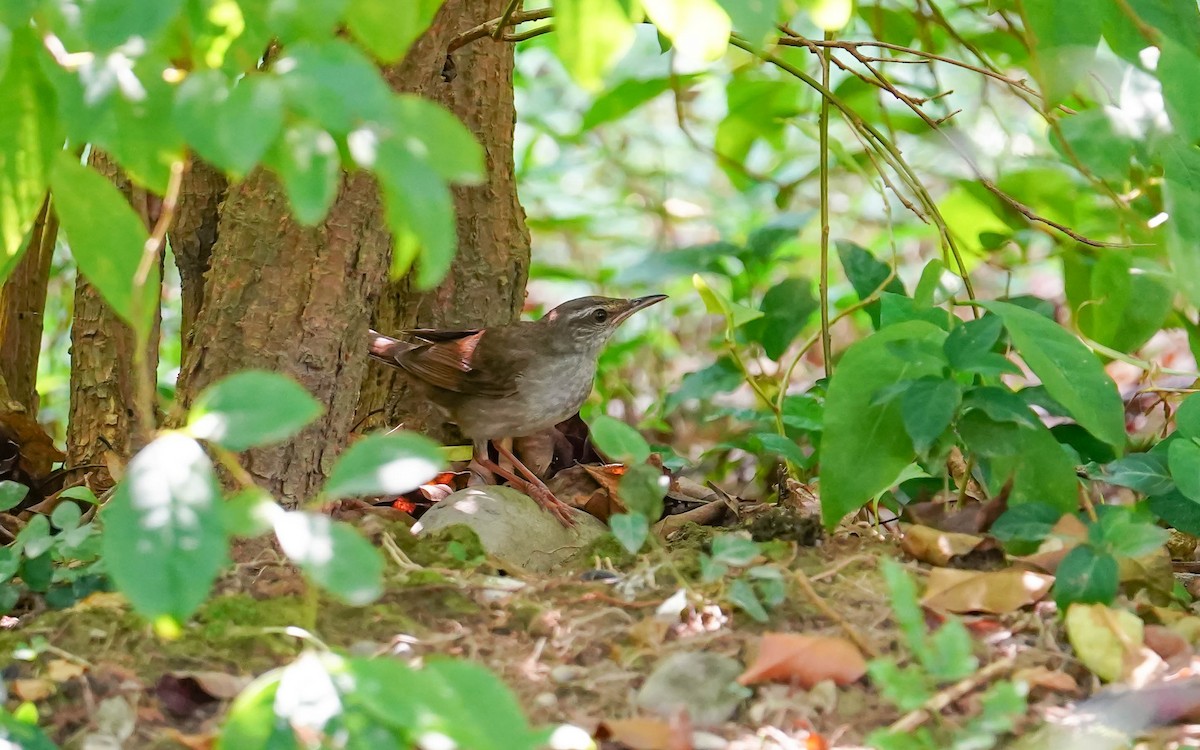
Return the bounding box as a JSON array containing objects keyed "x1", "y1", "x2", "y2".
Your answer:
[
  {"x1": 643, "y1": 0, "x2": 731, "y2": 62},
  {"x1": 323, "y1": 432, "x2": 444, "y2": 499},
  {"x1": 589, "y1": 415, "x2": 651, "y2": 464},
  {"x1": 346, "y1": 0, "x2": 443, "y2": 62},
  {"x1": 553, "y1": 0, "x2": 638, "y2": 91},
  {"x1": 274, "y1": 511, "x2": 383, "y2": 605},
  {"x1": 188, "y1": 370, "x2": 323, "y2": 452},
  {"x1": 175, "y1": 72, "x2": 284, "y2": 178},
  {"x1": 101, "y1": 434, "x2": 227, "y2": 621}
]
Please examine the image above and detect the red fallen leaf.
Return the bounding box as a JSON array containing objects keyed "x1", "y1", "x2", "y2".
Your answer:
[
  {"x1": 391, "y1": 497, "x2": 417, "y2": 513},
  {"x1": 737, "y1": 633, "x2": 867, "y2": 688}
]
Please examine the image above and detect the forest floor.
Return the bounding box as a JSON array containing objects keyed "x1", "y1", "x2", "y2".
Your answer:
[{"x1": 1, "y1": 500, "x2": 1151, "y2": 750}]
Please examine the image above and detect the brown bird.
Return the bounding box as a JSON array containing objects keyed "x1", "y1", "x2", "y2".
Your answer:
[{"x1": 368, "y1": 294, "x2": 667, "y2": 525}]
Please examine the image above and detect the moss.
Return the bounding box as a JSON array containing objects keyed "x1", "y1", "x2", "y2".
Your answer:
[
  {"x1": 393, "y1": 525, "x2": 487, "y2": 569},
  {"x1": 746, "y1": 506, "x2": 822, "y2": 546}
]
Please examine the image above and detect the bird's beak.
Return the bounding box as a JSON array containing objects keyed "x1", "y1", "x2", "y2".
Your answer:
[{"x1": 614, "y1": 294, "x2": 668, "y2": 324}]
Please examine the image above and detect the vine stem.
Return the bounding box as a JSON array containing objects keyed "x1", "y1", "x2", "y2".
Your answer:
[{"x1": 818, "y1": 30, "x2": 833, "y2": 378}]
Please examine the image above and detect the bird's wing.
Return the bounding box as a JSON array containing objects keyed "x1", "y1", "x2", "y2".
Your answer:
[{"x1": 368, "y1": 327, "x2": 524, "y2": 398}]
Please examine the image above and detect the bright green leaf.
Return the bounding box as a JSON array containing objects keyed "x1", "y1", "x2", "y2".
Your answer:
[
  {"x1": 980, "y1": 300, "x2": 1124, "y2": 449},
  {"x1": 101, "y1": 433, "x2": 228, "y2": 622},
  {"x1": 175, "y1": 72, "x2": 284, "y2": 178},
  {"x1": 380, "y1": 156, "x2": 455, "y2": 288},
  {"x1": 1022, "y1": 0, "x2": 1102, "y2": 105},
  {"x1": 346, "y1": 0, "x2": 443, "y2": 62},
  {"x1": 263, "y1": 122, "x2": 341, "y2": 225},
  {"x1": 643, "y1": 0, "x2": 731, "y2": 62},
  {"x1": 1175, "y1": 392, "x2": 1200, "y2": 439},
  {"x1": 553, "y1": 0, "x2": 638, "y2": 91},
  {"x1": 323, "y1": 432, "x2": 445, "y2": 499},
  {"x1": 717, "y1": 0, "x2": 779, "y2": 43},
  {"x1": 51, "y1": 152, "x2": 156, "y2": 334},
  {"x1": 1169, "y1": 438, "x2": 1200, "y2": 501},
  {"x1": 188, "y1": 370, "x2": 323, "y2": 452},
  {"x1": 0, "y1": 481, "x2": 27, "y2": 512},
  {"x1": 590, "y1": 415, "x2": 651, "y2": 463},
  {"x1": 273, "y1": 511, "x2": 383, "y2": 605}
]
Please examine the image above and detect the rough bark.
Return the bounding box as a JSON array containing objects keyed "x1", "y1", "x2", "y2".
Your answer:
[
  {"x1": 173, "y1": 168, "x2": 390, "y2": 506},
  {"x1": 0, "y1": 197, "x2": 58, "y2": 414},
  {"x1": 65, "y1": 153, "x2": 160, "y2": 490},
  {"x1": 357, "y1": 0, "x2": 531, "y2": 439},
  {"x1": 171, "y1": 158, "x2": 227, "y2": 355}
]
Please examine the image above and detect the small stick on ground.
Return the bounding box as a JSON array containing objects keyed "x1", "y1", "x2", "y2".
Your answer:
[
  {"x1": 792, "y1": 568, "x2": 880, "y2": 658},
  {"x1": 888, "y1": 655, "x2": 1018, "y2": 733}
]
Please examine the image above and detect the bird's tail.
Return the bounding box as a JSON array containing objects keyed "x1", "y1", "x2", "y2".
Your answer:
[{"x1": 367, "y1": 329, "x2": 410, "y2": 366}]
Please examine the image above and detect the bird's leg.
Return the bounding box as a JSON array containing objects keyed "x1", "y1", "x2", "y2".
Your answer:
[
  {"x1": 472, "y1": 438, "x2": 575, "y2": 527},
  {"x1": 492, "y1": 439, "x2": 576, "y2": 527},
  {"x1": 467, "y1": 440, "x2": 496, "y2": 486}
]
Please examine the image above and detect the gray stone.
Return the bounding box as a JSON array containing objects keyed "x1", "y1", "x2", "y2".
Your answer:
[
  {"x1": 411, "y1": 486, "x2": 607, "y2": 573},
  {"x1": 635, "y1": 651, "x2": 749, "y2": 726}
]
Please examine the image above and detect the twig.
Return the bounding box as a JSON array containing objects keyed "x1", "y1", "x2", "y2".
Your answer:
[
  {"x1": 810, "y1": 553, "x2": 875, "y2": 583},
  {"x1": 818, "y1": 31, "x2": 833, "y2": 378},
  {"x1": 492, "y1": 0, "x2": 521, "y2": 40},
  {"x1": 888, "y1": 655, "x2": 1017, "y2": 733},
  {"x1": 792, "y1": 567, "x2": 879, "y2": 657},
  {"x1": 447, "y1": 8, "x2": 553, "y2": 54}
]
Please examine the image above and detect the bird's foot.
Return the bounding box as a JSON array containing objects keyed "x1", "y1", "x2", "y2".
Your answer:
[{"x1": 526, "y1": 483, "x2": 577, "y2": 528}]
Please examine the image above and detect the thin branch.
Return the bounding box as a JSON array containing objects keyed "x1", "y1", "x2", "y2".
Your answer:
[
  {"x1": 818, "y1": 31, "x2": 833, "y2": 377},
  {"x1": 447, "y1": 8, "x2": 553, "y2": 53},
  {"x1": 492, "y1": 0, "x2": 521, "y2": 40}
]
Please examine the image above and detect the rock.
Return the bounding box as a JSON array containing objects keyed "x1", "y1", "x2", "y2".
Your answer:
[
  {"x1": 411, "y1": 487, "x2": 607, "y2": 573},
  {"x1": 635, "y1": 651, "x2": 748, "y2": 726}
]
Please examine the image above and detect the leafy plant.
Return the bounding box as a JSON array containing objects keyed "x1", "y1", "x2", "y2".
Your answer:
[
  {"x1": 699, "y1": 532, "x2": 786, "y2": 623},
  {"x1": 867, "y1": 560, "x2": 1027, "y2": 750},
  {"x1": 0, "y1": 482, "x2": 105, "y2": 613}
]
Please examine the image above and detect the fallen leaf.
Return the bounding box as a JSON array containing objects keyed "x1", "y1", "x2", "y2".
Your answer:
[
  {"x1": 921, "y1": 567, "x2": 1054, "y2": 614},
  {"x1": 1014, "y1": 514, "x2": 1088, "y2": 574},
  {"x1": 12, "y1": 678, "x2": 54, "y2": 701},
  {"x1": 737, "y1": 633, "x2": 867, "y2": 688},
  {"x1": 0, "y1": 411, "x2": 65, "y2": 480},
  {"x1": 46, "y1": 659, "x2": 86, "y2": 682},
  {"x1": 596, "y1": 717, "x2": 672, "y2": 750},
  {"x1": 1144, "y1": 624, "x2": 1193, "y2": 668},
  {"x1": 1065, "y1": 602, "x2": 1144, "y2": 683},
  {"x1": 1014, "y1": 666, "x2": 1079, "y2": 694},
  {"x1": 900, "y1": 524, "x2": 988, "y2": 566},
  {"x1": 162, "y1": 729, "x2": 216, "y2": 750}
]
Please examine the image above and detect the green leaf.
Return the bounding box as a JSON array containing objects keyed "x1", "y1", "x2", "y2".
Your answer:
[
  {"x1": 346, "y1": 0, "x2": 443, "y2": 62},
  {"x1": 101, "y1": 433, "x2": 227, "y2": 622},
  {"x1": 717, "y1": 0, "x2": 779, "y2": 43},
  {"x1": 693, "y1": 273, "x2": 763, "y2": 328},
  {"x1": 267, "y1": 0, "x2": 347, "y2": 44},
  {"x1": 589, "y1": 415, "x2": 652, "y2": 463},
  {"x1": 582, "y1": 76, "x2": 686, "y2": 132},
  {"x1": 879, "y1": 558, "x2": 930, "y2": 664},
  {"x1": 1159, "y1": 36, "x2": 1200, "y2": 144},
  {"x1": 175, "y1": 72, "x2": 284, "y2": 178},
  {"x1": 961, "y1": 387, "x2": 1039, "y2": 429},
  {"x1": 990, "y1": 503, "x2": 1063, "y2": 544},
  {"x1": 980, "y1": 300, "x2": 1124, "y2": 449},
  {"x1": 925, "y1": 620, "x2": 978, "y2": 681},
  {"x1": 380, "y1": 155, "x2": 455, "y2": 289},
  {"x1": 323, "y1": 432, "x2": 445, "y2": 499},
  {"x1": 50, "y1": 501, "x2": 81, "y2": 532},
  {"x1": 1054, "y1": 545, "x2": 1118, "y2": 608},
  {"x1": 912, "y1": 258, "x2": 949, "y2": 307},
  {"x1": 727, "y1": 577, "x2": 769, "y2": 622},
  {"x1": 610, "y1": 512, "x2": 649, "y2": 553},
  {"x1": 1069, "y1": 252, "x2": 1172, "y2": 354},
  {"x1": 51, "y1": 152, "x2": 155, "y2": 333},
  {"x1": 750, "y1": 432, "x2": 808, "y2": 465},
  {"x1": 16, "y1": 514, "x2": 51, "y2": 558},
  {"x1": 710, "y1": 533, "x2": 760, "y2": 566},
  {"x1": 618, "y1": 463, "x2": 667, "y2": 519},
  {"x1": 216, "y1": 669, "x2": 292, "y2": 750},
  {"x1": 985, "y1": 420, "x2": 1080, "y2": 512},
  {"x1": 188, "y1": 370, "x2": 323, "y2": 452},
  {"x1": 0, "y1": 707, "x2": 58, "y2": 750},
  {"x1": 714, "y1": 76, "x2": 800, "y2": 187},
  {"x1": 1176, "y1": 393, "x2": 1200, "y2": 439},
  {"x1": 1169, "y1": 439, "x2": 1200, "y2": 501},
  {"x1": 1089, "y1": 508, "x2": 1169, "y2": 559},
  {"x1": 944, "y1": 315, "x2": 1003, "y2": 372},
  {"x1": 835, "y1": 240, "x2": 904, "y2": 329},
  {"x1": 384, "y1": 96, "x2": 484, "y2": 185},
  {"x1": 410, "y1": 659, "x2": 545, "y2": 750},
  {"x1": 222, "y1": 490, "x2": 278, "y2": 538},
  {"x1": 273, "y1": 511, "x2": 383, "y2": 605},
  {"x1": 276, "y1": 40, "x2": 393, "y2": 132},
  {"x1": 0, "y1": 28, "x2": 57, "y2": 284},
  {"x1": 1022, "y1": 0, "x2": 1101, "y2": 105},
  {"x1": 1148, "y1": 489, "x2": 1200, "y2": 535},
  {"x1": 1088, "y1": 453, "x2": 1174, "y2": 496},
  {"x1": 665, "y1": 357, "x2": 742, "y2": 412},
  {"x1": 1161, "y1": 138, "x2": 1200, "y2": 308},
  {"x1": 0, "y1": 481, "x2": 27, "y2": 512},
  {"x1": 900, "y1": 377, "x2": 961, "y2": 455},
  {"x1": 553, "y1": 0, "x2": 639, "y2": 91},
  {"x1": 744, "y1": 277, "x2": 817, "y2": 360},
  {"x1": 263, "y1": 122, "x2": 341, "y2": 225},
  {"x1": 59, "y1": 486, "x2": 100, "y2": 505},
  {"x1": 643, "y1": 0, "x2": 731, "y2": 62},
  {"x1": 819, "y1": 321, "x2": 947, "y2": 528}
]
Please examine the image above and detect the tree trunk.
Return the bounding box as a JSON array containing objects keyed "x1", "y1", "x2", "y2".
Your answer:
[
  {"x1": 65, "y1": 153, "x2": 160, "y2": 491},
  {"x1": 357, "y1": 0, "x2": 531, "y2": 439},
  {"x1": 172, "y1": 168, "x2": 391, "y2": 506},
  {"x1": 0, "y1": 196, "x2": 58, "y2": 414},
  {"x1": 171, "y1": 158, "x2": 227, "y2": 358}
]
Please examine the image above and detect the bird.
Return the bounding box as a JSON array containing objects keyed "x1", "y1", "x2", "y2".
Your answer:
[{"x1": 367, "y1": 294, "x2": 667, "y2": 525}]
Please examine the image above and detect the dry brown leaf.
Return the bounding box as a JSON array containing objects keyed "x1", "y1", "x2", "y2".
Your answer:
[
  {"x1": 12, "y1": 678, "x2": 54, "y2": 701},
  {"x1": 595, "y1": 717, "x2": 672, "y2": 750},
  {"x1": 0, "y1": 411, "x2": 64, "y2": 480},
  {"x1": 1144, "y1": 624, "x2": 1193, "y2": 668},
  {"x1": 737, "y1": 633, "x2": 867, "y2": 688},
  {"x1": 161, "y1": 729, "x2": 216, "y2": 750},
  {"x1": 1013, "y1": 666, "x2": 1079, "y2": 694},
  {"x1": 921, "y1": 567, "x2": 1054, "y2": 614},
  {"x1": 1014, "y1": 514, "x2": 1088, "y2": 574},
  {"x1": 900, "y1": 524, "x2": 988, "y2": 566},
  {"x1": 46, "y1": 659, "x2": 86, "y2": 682}
]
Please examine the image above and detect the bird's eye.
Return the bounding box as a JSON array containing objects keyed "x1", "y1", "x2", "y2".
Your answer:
[{"x1": 592, "y1": 309, "x2": 609, "y2": 323}]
